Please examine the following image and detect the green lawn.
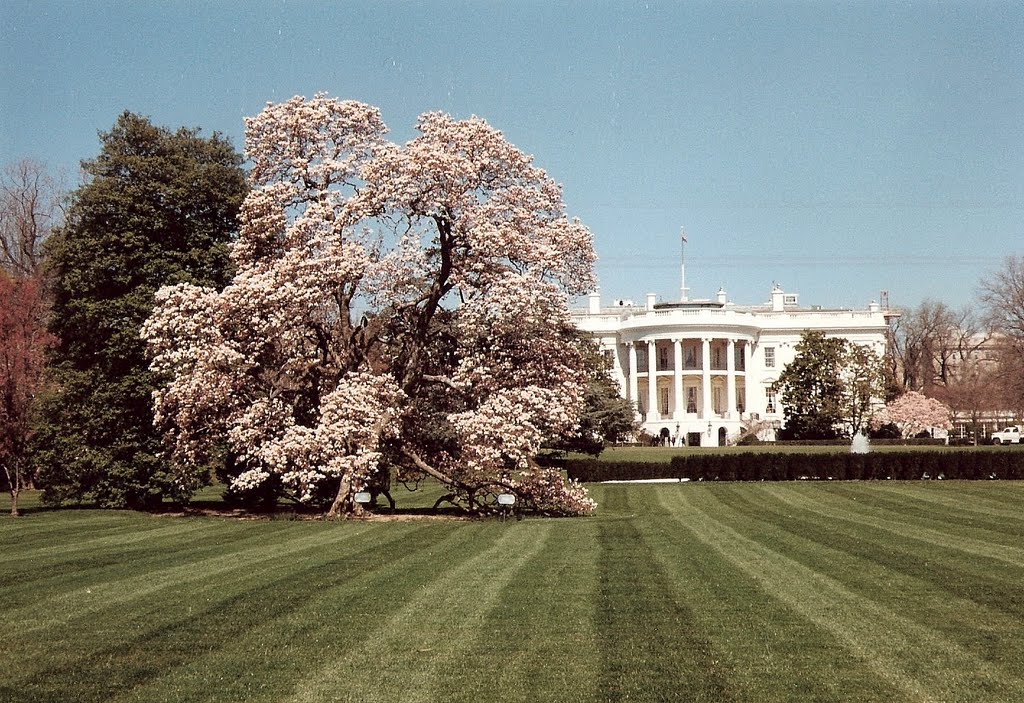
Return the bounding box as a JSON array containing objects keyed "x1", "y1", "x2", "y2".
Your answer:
[{"x1": 4, "y1": 482, "x2": 1024, "y2": 702}]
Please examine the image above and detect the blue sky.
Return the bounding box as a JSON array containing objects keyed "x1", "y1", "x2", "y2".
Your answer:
[{"x1": 2, "y1": 1, "x2": 1021, "y2": 310}]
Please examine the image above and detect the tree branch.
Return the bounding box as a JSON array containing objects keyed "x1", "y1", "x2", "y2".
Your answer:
[{"x1": 421, "y1": 373, "x2": 459, "y2": 390}]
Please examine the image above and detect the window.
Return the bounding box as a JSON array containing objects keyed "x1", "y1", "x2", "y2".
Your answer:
[
  {"x1": 735, "y1": 344, "x2": 745, "y2": 371},
  {"x1": 737, "y1": 387, "x2": 745, "y2": 414},
  {"x1": 686, "y1": 387, "x2": 697, "y2": 414},
  {"x1": 712, "y1": 346, "x2": 723, "y2": 369},
  {"x1": 766, "y1": 386, "x2": 777, "y2": 414},
  {"x1": 658, "y1": 345, "x2": 670, "y2": 371},
  {"x1": 764, "y1": 347, "x2": 775, "y2": 368},
  {"x1": 685, "y1": 346, "x2": 697, "y2": 369},
  {"x1": 713, "y1": 387, "x2": 724, "y2": 414},
  {"x1": 659, "y1": 386, "x2": 670, "y2": 415},
  {"x1": 602, "y1": 349, "x2": 614, "y2": 370},
  {"x1": 637, "y1": 348, "x2": 648, "y2": 369}
]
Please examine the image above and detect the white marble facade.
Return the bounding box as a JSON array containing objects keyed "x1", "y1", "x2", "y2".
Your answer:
[{"x1": 572, "y1": 285, "x2": 892, "y2": 446}]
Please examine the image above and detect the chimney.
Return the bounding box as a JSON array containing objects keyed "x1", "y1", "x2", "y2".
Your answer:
[
  {"x1": 716, "y1": 287, "x2": 727, "y2": 305},
  {"x1": 588, "y1": 292, "x2": 601, "y2": 314},
  {"x1": 646, "y1": 292, "x2": 657, "y2": 311},
  {"x1": 771, "y1": 284, "x2": 785, "y2": 312}
]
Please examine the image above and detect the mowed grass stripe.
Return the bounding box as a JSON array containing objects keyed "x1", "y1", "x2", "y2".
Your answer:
[
  {"x1": 750, "y1": 485, "x2": 1024, "y2": 608},
  {"x1": 638, "y1": 485, "x2": 903, "y2": 702},
  {"x1": 826, "y1": 482, "x2": 1024, "y2": 544},
  {"x1": 667, "y1": 486, "x2": 1024, "y2": 702},
  {"x1": 1, "y1": 519, "x2": 248, "y2": 603},
  {"x1": 869, "y1": 482, "x2": 1024, "y2": 524},
  {"x1": 759, "y1": 482, "x2": 1024, "y2": 575},
  {"x1": 4, "y1": 522, "x2": 466, "y2": 703},
  {"x1": 112, "y1": 522, "x2": 480, "y2": 703},
  {"x1": 440, "y1": 519, "x2": 602, "y2": 702},
  {"x1": 850, "y1": 482, "x2": 1024, "y2": 544},
  {"x1": 285, "y1": 522, "x2": 553, "y2": 703},
  {"x1": 0, "y1": 511, "x2": 153, "y2": 549},
  {"x1": 594, "y1": 486, "x2": 738, "y2": 702},
  {"x1": 6, "y1": 519, "x2": 382, "y2": 634},
  {"x1": 764, "y1": 484, "x2": 1024, "y2": 568},
  {"x1": 714, "y1": 485, "x2": 1024, "y2": 676},
  {"x1": 7, "y1": 518, "x2": 216, "y2": 562}
]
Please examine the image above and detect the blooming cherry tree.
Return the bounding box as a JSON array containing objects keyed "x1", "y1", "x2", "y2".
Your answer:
[
  {"x1": 872, "y1": 391, "x2": 953, "y2": 439},
  {"x1": 143, "y1": 94, "x2": 597, "y2": 516}
]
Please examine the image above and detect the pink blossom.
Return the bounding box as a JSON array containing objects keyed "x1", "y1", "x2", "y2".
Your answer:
[{"x1": 872, "y1": 391, "x2": 953, "y2": 438}]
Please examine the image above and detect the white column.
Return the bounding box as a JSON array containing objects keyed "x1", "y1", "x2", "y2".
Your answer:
[
  {"x1": 744, "y1": 342, "x2": 753, "y2": 416},
  {"x1": 672, "y1": 339, "x2": 683, "y2": 420},
  {"x1": 627, "y1": 342, "x2": 639, "y2": 412},
  {"x1": 647, "y1": 340, "x2": 658, "y2": 421},
  {"x1": 701, "y1": 338, "x2": 712, "y2": 420},
  {"x1": 726, "y1": 339, "x2": 736, "y2": 420},
  {"x1": 611, "y1": 342, "x2": 627, "y2": 396}
]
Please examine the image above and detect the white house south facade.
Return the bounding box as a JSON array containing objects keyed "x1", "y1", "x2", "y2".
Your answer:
[{"x1": 571, "y1": 285, "x2": 893, "y2": 446}]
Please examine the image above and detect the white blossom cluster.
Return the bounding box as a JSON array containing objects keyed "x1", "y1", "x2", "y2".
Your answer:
[{"x1": 143, "y1": 94, "x2": 597, "y2": 515}]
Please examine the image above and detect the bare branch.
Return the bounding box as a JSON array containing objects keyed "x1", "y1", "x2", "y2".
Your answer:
[{"x1": 0, "y1": 159, "x2": 65, "y2": 277}]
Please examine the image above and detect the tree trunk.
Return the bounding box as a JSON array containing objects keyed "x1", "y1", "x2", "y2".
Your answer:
[
  {"x1": 4, "y1": 466, "x2": 19, "y2": 516},
  {"x1": 325, "y1": 474, "x2": 364, "y2": 519}
]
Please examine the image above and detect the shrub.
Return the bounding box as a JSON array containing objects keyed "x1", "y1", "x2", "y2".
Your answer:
[{"x1": 566, "y1": 449, "x2": 1024, "y2": 483}]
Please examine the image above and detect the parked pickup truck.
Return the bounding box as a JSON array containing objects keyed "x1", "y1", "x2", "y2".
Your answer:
[{"x1": 990, "y1": 426, "x2": 1023, "y2": 444}]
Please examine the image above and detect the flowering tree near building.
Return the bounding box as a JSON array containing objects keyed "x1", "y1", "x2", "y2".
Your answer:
[
  {"x1": 143, "y1": 95, "x2": 598, "y2": 516},
  {"x1": 872, "y1": 391, "x2": 952, "y2": 439}
]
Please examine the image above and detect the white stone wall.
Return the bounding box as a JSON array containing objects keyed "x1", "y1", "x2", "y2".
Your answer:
[{"x1": 572, "y1": 290, "x2": 892, "y2": 446}]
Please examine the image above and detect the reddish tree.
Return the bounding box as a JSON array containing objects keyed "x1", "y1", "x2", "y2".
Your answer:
[{"x1": 0, "y1": 274, "x2": 54, "y2": 515}]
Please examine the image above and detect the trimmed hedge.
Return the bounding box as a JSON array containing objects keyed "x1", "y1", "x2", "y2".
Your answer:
[
  {"x1": 565, "y1": 450, "x2": 1024, "y2": 483},
  {"x1": 748, "y1": 439, "x2": 948, "y2": 447}
]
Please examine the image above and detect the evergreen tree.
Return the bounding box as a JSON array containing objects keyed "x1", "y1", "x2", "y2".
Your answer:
[
  {"x1": 35, "y1": 112, "x2": 246, "y2": 507},
  {"x1": 776, "y1": 330, "x2": 847, "y2": 440},
  {"x1": 776, "y1": 330, "x2": 885, "y2": 440}
]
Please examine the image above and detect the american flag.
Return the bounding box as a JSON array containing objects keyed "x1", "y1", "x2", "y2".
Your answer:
[{"x1": 680, "y1": 226, "x2": 688, "y2": 243}]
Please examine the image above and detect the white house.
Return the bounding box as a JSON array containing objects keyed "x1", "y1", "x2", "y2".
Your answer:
[{"x1": 571, "y1": 284, "x2": 894, "y2": 446}]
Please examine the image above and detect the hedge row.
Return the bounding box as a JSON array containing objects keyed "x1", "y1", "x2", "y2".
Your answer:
[
  {"x1": 565, "y1": 450, "x2": 1024, "y2": 483},
  {"x1": 767, "y1": 438, "x2": 948, "y2": 447}
]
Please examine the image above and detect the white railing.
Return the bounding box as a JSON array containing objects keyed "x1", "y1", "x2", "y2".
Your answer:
[{"x1": 572, "y1": 308, "x2": 881, "y2": 321}]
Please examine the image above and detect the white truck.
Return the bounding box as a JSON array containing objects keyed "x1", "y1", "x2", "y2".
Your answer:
[{"x1": 990, "y1": 426, "x2": 1023, "y2": 444}]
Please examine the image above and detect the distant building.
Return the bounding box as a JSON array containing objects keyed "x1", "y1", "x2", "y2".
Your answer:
[{"x1": 571, "y1": 284, "x2": 893, "y2": 446}]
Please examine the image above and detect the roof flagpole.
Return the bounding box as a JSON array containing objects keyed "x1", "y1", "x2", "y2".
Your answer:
[{"x1": 680, "y1": 226, "x2": 689, "y2": 302}]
